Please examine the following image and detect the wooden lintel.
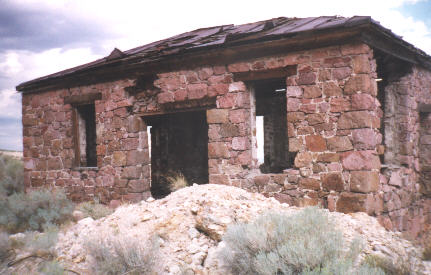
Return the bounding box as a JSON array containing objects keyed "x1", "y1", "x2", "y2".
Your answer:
[
  {"x1": 233, "y1": 65, "x2": 297, "y2": 82},
  {"x1": 64, "y1": 93, "x2": 102, "y2": 105}
]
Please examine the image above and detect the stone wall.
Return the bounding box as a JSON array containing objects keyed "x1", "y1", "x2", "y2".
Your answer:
[
  {"x1": 377, "y1": 65, "x2": 431, "y2": 238},
  {"x1": 21, "y1": 41, "x2": 431, "y2": 238}
]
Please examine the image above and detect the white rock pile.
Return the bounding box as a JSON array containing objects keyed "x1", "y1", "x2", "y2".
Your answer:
[{"x1": 54, "y1": 184, "x2": 430, "y2": 274}]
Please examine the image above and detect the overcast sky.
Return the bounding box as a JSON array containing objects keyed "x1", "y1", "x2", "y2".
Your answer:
[{"x1": 1, "y1": 0, "x2": 431, "y2": 151}]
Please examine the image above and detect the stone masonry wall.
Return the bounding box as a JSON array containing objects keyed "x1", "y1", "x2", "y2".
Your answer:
[
  {"x1": 378, "y1": 66, "x2": 431, "y2": 238},
  {"x1": 21, "y1": 42, "x2": 431, "y2": 237},
  {"x1": 22, "y1": 80, "x2": 151, "y2": 203}
]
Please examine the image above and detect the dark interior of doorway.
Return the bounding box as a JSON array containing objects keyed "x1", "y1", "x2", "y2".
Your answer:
[{"x1": 144, "y1": 111, "x2": 209, "y2": 199}]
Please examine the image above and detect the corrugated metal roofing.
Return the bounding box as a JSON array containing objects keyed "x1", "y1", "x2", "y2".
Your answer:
[{"x1": 16, "y1": 16, "x2": 431, "y2": 91}]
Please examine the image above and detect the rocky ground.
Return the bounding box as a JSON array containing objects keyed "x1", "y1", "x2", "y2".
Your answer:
[{"x1": 3, "y1": 184, "x2": 431, "y2": 274}]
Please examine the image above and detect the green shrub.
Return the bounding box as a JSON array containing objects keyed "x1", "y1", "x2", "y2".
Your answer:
[
  {"x1": 0, "y1": 154, "x2": 23, "y2": 196},
  {"x1": 38, "y1": 260, "x2": 65, "y2": 275},
  {"x1": 76, "y1": 198, "x2": 113, "y2": 220},
  {"x1": 0, "y1": 188, "x2": 74, "y2": 233},
  {"x1": 0, "y1": 232, "x2": 9, "y2": 260},
  {"x1": 363, "y1": 254, "x2": 410, "y2": 275},
  {"x1": 24, "y1": 226, "x2": 59, "y2": 255},
  {"x1": 219, "y1": 207, "x2": 384, "y2": 275},
  {"x1": 87, "y1": 235, "x2": 160, "y2": 275}
]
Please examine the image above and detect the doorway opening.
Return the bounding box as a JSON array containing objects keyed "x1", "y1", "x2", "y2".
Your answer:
[{"x1": 143, "y1": 110, "x2": 209, "y2": 198}]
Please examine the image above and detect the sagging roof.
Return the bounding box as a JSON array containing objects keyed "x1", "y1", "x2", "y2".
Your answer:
[{"x1": 17, "y1": 16, "x2": 431, "y2": 93}]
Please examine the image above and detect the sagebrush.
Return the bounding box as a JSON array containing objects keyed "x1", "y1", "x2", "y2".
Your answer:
[
  {"x1": 76, "y1": 198, "x2": 112, "y2": 220},
  {"x1": 0, "y1": 154, "x2": 23, "y2": 196},
  {"x1": 0, "y1": 188, "x2": 74, "y2": 233},
  {"x1": 219, "y1": 207, "x2": 384, "y2": 275},
  {"x1": 87, "y1": 234, "x2": 160, "y2": 275},
  {"x1": 38, "y1": 260, "x2": 65, "y2": 275},
  {"x1": 0, "y1": 232, "x2": 9, "y2": 260}
]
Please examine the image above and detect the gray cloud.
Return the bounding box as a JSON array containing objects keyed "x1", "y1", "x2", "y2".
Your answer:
[
  {"x1": 0, "y1": 117, "x2": 22, "y2": 151},
  {"x1": 0, "y1": 1, "x2": 116, "y2": 52}
]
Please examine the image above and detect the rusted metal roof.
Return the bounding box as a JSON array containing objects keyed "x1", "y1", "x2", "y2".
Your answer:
[{"x1": 16, "y1": 16, "x2": 431, "y2": 92}]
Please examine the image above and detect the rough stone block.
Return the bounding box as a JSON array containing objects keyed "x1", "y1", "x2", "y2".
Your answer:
[
  {"x1": 341, "y1": 151, "x2": 381, "y2": 170},
  {"x1": 232, "y1": 137, "x2": 248, "y2": 150},
  {"x1": 286, "y1": 86, "x2": 303, "y2": 97},
  {"x1": 299, "y1": 178, "x2": 320, "y2": 190},
  {"x1": 338, "y1": 111, "x2": 379, "y2": 129},
  {"x1": 352, "y1": 55, "x2": 371, "y2": 74},
  {"x1": 206, "y1": 109, "x2": 229, "y2": 124},
  {"x1": 352, "y1": 128, "x2": 381, "y2": 150},
  {"x1": 350, "y1": 171, "x2": 379, "y2": 193},
  {"x1": 228, "y1": 82, "x2": 246, "y2": 92},
  {"x1": 303, "y1": 86, "x2": 322, "y2": 98},
  {"x1": 317, "y1": 153, "x2": 340, "y2": 162},
  {"x1": 351, "y1": 93, "x2": 376, "y2": 110},
  {"x1": 188, "y1": 83, "x2": 208, "y2": 99},
  {"x1": 336, "y1": 192, "x2": 373, "y2": 213},
  {"x1": 330, "y1": 97, "x2": 351, "y2": 112},
  {"x1": 127, "y1": 179, "x2": 150, "y2": 193},
  {"x1": 157, "y1": 92, "x2": 174, "y2": 104},
  {"x1": 297, "y1": 72, "x2": 316, "y2": 85},
  {"x1": 112, "y1": 151, "x2": 127, "y2": 166},
  {"x1": 229, "y1": 109, "x2": 247, "y2": 124},
  {"x1": 321, "y1": 173, "x2": 344, "y2": 191},
  {"x1": 209, "y1": 174, "x2": 230, "y2": 185},
  {"x1": 344, "y1": 75, "x2": 375, "y2": 95},
  {"x1": 332, "y1": 67, "x2": 352, "y2": 80},
  {"x1": 294, "y1": 152, "x2": 313, "y2": 168},
  {"x1": 208, "y1": 142, "x2": 229, "y2": 158},
  {"x1": 323, "y1": 82, "x2": 342, "y2": 97},
  {"x1": 305, "y1": 135, "x2": 327, "y2": 152},
  {"x1": 326, "y1": 136, "x2": 353, "y2": 152}
]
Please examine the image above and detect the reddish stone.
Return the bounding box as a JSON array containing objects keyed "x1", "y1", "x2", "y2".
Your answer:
[
  {"x1": 232, "y1": 137, "x2": 248, "y2": 150},
  {"x1": 350, "y1": 171, "x2": 379, "y2": 193},
  {"x1": 341, "y1": 43, "x2": 370, "y2": 55},
  {"x1": 297, "y1": 126, "x2": 314, "y2": 135},
  {"x1": 353, "y1": 55, "x2": 371, "y2": 74},
  {"x1": 157, "y1": 92, "x2": 174, "y2": 104},
  {"x1": 188, "y1": 83, "x2": 208, "y2": 99},
  {"x1": 237, "y1": 150, "x2": 252, "y2": 166},
  {"x1": 300, "y1": 103, "x2": 317, "y2": 113},
  {"x1": 297, "y1": 72, "x2": 316, "y2": 85},
  {"x1": 123, "y1": 193, "x2": 143, "y2": 203},
  {"x1": 286, "y1": 86, "x2": 303, "y2": 97},
  {"x1": 336, "y1": 192, "x2": 372, "y2": 213},
  {"x1": 303, "y1": 86, "x2": 322, "y2": 98},
  {"x1": 351, "y1": 128, "x2": 381, "y2": 150},
  {"x1": 127, "y1": 179, "x2": 150, "y2": 193},
  {"x1": 337, "y1": 111, "x2": 380, "y2": 129},
  {"x1": 208, "y1": 142, "x2": 229, "y2": 158},
  {"x1": 174, "y1": 89, "x2": 188, "y2": 101},
  {"x1": 351, "y1": 93, "x2": 376, "y2": 110},
  {"x1": 126, "y1": 150, "x2": 149, "y2": 166},
  {"x1": 330, "y1": 97, "x2": 351, "y2": 112},
  {"x1": 209, "y1": 174, "x2": 230, "y2": 185},
  {"x1": 213, "y1": 66, "x2": 226, "y2": 75},
  {"x1": 198, "y1": 67, "x2": 213, "y2": 80},
  {"x1": 112, "y1": 151, "x2": 127, "y2": 166},
  {"x1": 306, "y1": 113, "x2": 325, "y2": 125},
  {"x1": 287, "y1": 98, "x2": 301, "y2": 111},
  {"x1": 305, "y1": 135, "x2": 327, "y2": 152},
  {"x1": 228, "y1": 82, "x2": 246, "y2": 92},
  {"x1": 254, "y1": 175, "x2": 270, "y2": 188},
  {"x1": 341, "y1": 151, "x2": 381, "y2": 170},
  {"x1": 229, "y1": 109, "x2": 247, "y2": 123},
  {"x1": 344, "y1": 75, "x2": 375, "y2": 95},
  {"x1": 326, "y1": 136, "x2": 353, "y2": 152},
  {"x1": 252, "y1": 60, "x2": 265, "y2": 70},
  {"x1": 317, "y1": 153, "x2": 340, "y2": 162},
  {"x1": 294, "y1": 152, "x2": 313, "y2": 168},
  {"x1": 287, "y1": 112, "x2": 305, "y2": 122},
  {"x1": 299, "y1": 178, "x2": 320, "y2": 190},
  {"x1": 321, "y1": 173, "x2": 344, "y2": 191},
  {"x1": 208, "y1": 84, "x2": 229, "y2": 97},
  {"x1": 217, "y1": 94, "x2": 235, "y2": 109},
  {"x1": 207, "y1": 109, "x2": 229, "y2": 124},
  {"x1": 323, "y1": 57, "x2": 351, "y2": 68},
  {"x1": 323, "y1": 82, "x2": 342, "y2": 97},
  {"x1": 332, "y1": 67, "x2": 352, "y2": 80},
  {"x1": 289, "y1": 138, "x2": 303, "y2": 152},
  {"x1": 47, "y1": 157, "x2": 63, "y2": 170},
  {"x1": 227, "y1": 63, "x2": 250, "y2": 73}
]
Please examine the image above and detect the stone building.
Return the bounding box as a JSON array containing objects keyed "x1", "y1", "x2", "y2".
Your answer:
[{"x1": 17, "y1": 16, "x2": 431, "y2": 238}]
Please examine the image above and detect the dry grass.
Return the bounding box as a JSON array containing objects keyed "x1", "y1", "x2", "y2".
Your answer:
[{"x1": 166, "y1": 172, "x2": 189, "y2": 192}]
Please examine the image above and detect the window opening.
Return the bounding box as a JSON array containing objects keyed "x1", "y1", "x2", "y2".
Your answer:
[
  {"x1": 73, "y1": 104, "x2": 97, "y2": 167},
  {"x1": 254, "y1": 78, "x2": 288, "y2": 173}
]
